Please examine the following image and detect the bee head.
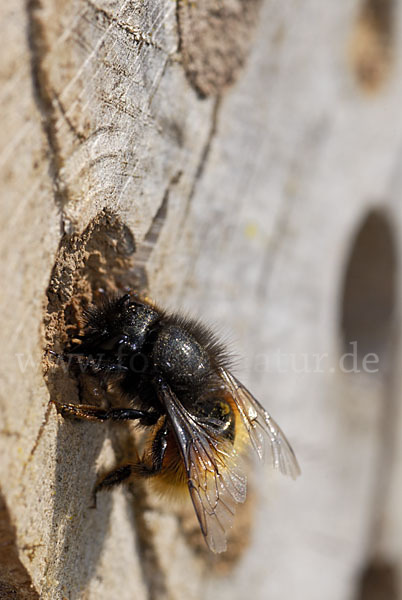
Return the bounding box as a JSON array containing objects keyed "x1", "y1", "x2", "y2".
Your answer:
[{"x1": 70, "y1": 294, "x2": 160, "y2": 357}]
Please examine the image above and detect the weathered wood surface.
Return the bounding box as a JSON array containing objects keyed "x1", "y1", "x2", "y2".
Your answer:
[{"x1": 1, "y1": 1, "x2": 402, "y2": 599}]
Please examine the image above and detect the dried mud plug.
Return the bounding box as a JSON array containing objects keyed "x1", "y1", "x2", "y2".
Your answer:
[{"x1": 177, "y1": 0, "x2": 263, "y2": 97}]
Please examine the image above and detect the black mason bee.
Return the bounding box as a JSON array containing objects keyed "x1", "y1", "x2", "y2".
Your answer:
[{"x1": 52, "y1": 294, "x2": 300, "y2": 553}]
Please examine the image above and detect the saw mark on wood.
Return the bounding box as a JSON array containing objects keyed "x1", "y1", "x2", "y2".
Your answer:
[
  {"x1": 99, "y1": 93, "x2": 151, "y2": 123},
  {"x1": 53, "y1": 91, "x2": 86, "y2": 143},
  {"x1": 84, "y1": 0, "x2": 168, "y2": 53}
]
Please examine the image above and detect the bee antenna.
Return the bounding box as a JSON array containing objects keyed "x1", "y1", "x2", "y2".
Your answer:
[
  {"x1": 119, "y1": 293, "x2": 131, "y2": 305},
  {"x1": 46, "y1": 349, "x2": 66, "y2": 362}
]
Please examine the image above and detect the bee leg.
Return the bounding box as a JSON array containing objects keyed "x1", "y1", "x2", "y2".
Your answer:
[
  {"x1": 68, "y1": 354, "x2": 129, "y2": 375},
  {"x1": 92, "y1": 421, "x2": 169, "y2": 506},
  {"x1": 48, "y1": 350, "x2": 129, "y2": 375},
  {"x1": 51, "y1": 401, "x2": 159, "y2": 424},
  {"x1": 90, "y1": 465, "x2": 133, "y2": 508}
]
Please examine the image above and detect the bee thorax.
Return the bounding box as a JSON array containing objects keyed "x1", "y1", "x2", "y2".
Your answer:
[{"x1": 152, "y1": 325, "x2": 211, "y2": 387}]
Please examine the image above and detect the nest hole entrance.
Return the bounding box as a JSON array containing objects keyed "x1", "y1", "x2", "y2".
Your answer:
[
  {"x1": 355, "y1": 560, "x2": 399, "y2": 600},
  {"x1": 349, "y1": 0, "x2": 395, "y2": 93},
  {"x1": 340, "y1": 209, "x2": 397, "y2": 375},
  {"x1": 43, "y1": 211, "x2": 144, "y2": 404}
]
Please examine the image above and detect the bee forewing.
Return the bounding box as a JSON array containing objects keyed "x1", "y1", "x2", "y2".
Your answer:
[
  {"x1": 186, "y1": 435, "x2": 247, "y2": 553},
  {"x1": 157, "y1": 381, "x2": 249, "y2": 554}
]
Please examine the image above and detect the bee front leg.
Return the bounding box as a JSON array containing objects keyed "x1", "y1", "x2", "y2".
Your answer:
[
  {"x1": 48, "y1": 349, "x2": 129, "y2": 375},
  {"x1": 51, "y1": 400, "x2": 160, "y2": 424},
  {"x1": 92, "y1": 420, "x2": 169, "y2": 506}
]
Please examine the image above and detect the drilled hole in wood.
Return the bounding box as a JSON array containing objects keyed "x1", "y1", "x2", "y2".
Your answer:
[
  {"x1": 355, "y1": 560, "x2": 399, "y2": 600},
  {"x1": 349, "y1": 0, "x2": 395, "y2": 92},
  {"x1": 340, "y1": 210, "x2": 397, "y2": 373}
]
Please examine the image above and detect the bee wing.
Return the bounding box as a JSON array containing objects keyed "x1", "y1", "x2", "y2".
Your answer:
[
  {"x1": 219, "y1": 369, "x2": 301, "y2": 479},
  {"x1": 156, "y1": 381, "x2": 247, "y2": 554}
]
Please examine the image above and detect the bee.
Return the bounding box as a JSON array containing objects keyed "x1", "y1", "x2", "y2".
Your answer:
[{"x1": 51, "y1": 293, "x2": 300, "y2": 553}]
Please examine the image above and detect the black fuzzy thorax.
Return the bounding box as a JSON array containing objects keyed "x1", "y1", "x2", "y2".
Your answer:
[{"x1": 69, "y1": 295, "x2": 233, "y2": 420}]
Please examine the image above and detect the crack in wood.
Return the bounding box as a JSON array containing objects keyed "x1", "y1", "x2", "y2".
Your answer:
[
  {"x1": 131, "y1": 171, "x2": 182, "y2": 292},
  {"x1": 26, "y1": 0, "x2": 69, "y2": 233},
  {"x1": 181, "y1": 95, "x2": 221, "y2": 226},
  {"x1": 148, "y1": 56, "x2": 171, "y2": 110},
  {"x1": 256, "y1": 193, "x2": 296, "y2": 301},
  {"x1": 175, "y1": 97, "x2": 222, "y2": 293},
  {"x1": 192, "y1": 97, "x2": 221, "y2": 194},
  {"x1": 257, "y1": 118, "x2": 331, "y2": 300},
  {"x1": 24, "y1": 403, "x2": 53, "y2": 469}
]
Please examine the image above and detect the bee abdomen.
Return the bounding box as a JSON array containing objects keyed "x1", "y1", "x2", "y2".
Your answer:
[{"x1": 150, "y1": 433, "x2": 189, "y2": 497}]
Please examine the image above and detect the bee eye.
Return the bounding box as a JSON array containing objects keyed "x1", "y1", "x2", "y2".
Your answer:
[{"x1": 98, "y1": 334, "x2": 128, "y2": 351}]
